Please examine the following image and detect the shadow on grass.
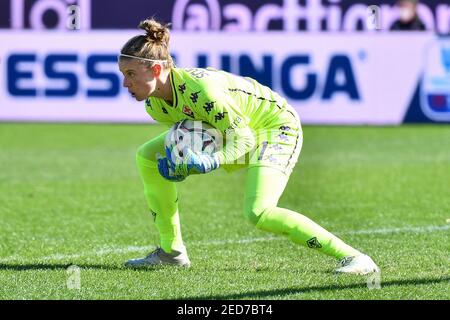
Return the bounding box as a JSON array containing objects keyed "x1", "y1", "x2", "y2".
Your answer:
[
  {"x1": 181, "y1": 276, "x2": 450, "y2": 300},
  {"x1": 0, "y1": 263, "x2": 123, "y2": 271}
]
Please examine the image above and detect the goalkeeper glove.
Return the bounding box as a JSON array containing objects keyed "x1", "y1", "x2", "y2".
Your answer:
[{"x1": 157, "y1": 154, "x2": 186, "y2": 182}]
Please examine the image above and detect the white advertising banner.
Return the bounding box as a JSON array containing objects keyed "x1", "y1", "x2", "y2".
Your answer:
[{"x1": 0, "y1": 31, "x2": 448, "y2": 124}]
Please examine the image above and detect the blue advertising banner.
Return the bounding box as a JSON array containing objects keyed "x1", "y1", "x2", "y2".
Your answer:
[{"x1": 1, "y1": 31, "x2": 448, "y2": 124}]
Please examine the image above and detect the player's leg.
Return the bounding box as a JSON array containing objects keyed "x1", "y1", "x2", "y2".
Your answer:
[
  {"x1": 242, "y1": 121, "x2": 379, "y2": 273},
  {"x1": 134, "y1": 130, "x2": 185, "y2": 254},
  {"x1": 244, "y1": 165, "x2": 362, "y2": 260}
]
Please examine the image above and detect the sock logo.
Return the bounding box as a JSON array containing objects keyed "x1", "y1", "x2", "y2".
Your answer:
[{"x1": 306, "y1": 237, "x2": 322, "y2": 249}]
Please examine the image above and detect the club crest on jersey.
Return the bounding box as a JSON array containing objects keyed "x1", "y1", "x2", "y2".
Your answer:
[{"x1": 182, "y1": 105, "x2": 195, "y2": 118}]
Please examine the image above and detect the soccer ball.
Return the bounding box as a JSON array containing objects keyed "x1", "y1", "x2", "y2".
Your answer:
[{"x1": 164, "y1": 120, "x2": 221, "y2": 163}]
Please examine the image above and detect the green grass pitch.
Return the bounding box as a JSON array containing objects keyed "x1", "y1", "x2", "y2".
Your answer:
[{"x1": 0, "y1": 123, "x2": 449, "y2": 300}]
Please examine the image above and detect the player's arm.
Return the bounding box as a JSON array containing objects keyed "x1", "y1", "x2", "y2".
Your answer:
[{"x1": 163, "y1": 87, "x2": 256, "y2": 179}]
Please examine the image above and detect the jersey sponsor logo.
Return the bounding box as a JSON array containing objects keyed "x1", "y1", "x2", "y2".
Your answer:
[
  {"x1": 265, "y1": 155, "x2": 278, "y2": 164},
  {"x1": 420, "y1": 39, "x2": 450, "y2": 121},
  {"x1": 182, "y1": 105, "x2": 195, "y2": 118},
  {"x1": 145, "y1": 98, "x2": 153, "y2": 110},
  {"x1": 6, "y1": 0, "x2": 91, "y2": 30}
]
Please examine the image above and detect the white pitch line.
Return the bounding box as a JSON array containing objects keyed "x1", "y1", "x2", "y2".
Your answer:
[
  {"x1": 34, "y1": 245, "x2": 156, "y2": 262},
  {"x1": 0, "y1": 224, "x2": 448, "y2": 263},
  {"x1": 341, "y1": 224, "x2": 450, "y2": 235}
]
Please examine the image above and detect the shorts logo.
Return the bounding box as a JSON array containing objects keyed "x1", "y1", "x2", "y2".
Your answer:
[
  {"x1": 182, "y1": 105, "x2": 195, "y2": 118},
  {"x1": 420, "y1": 39, "x2": 450, "y2": 121},
  {"x1": 306, "y1": 237, "x2": 322, "y2": 249}
]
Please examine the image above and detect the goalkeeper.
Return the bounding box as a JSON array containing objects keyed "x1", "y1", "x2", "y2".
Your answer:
[{"x1": 119, "y1": 19, "x2": 379, "y2": 275}]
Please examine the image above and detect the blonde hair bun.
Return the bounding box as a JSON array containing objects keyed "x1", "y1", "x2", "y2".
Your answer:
[{"x1": 139, "y1": 19, "x2": 170, "y2": 46}]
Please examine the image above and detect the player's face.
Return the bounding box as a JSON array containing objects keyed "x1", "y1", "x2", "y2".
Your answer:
[{"x1": 119, "y1": 59, "x2": 157, "y2": 101}]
